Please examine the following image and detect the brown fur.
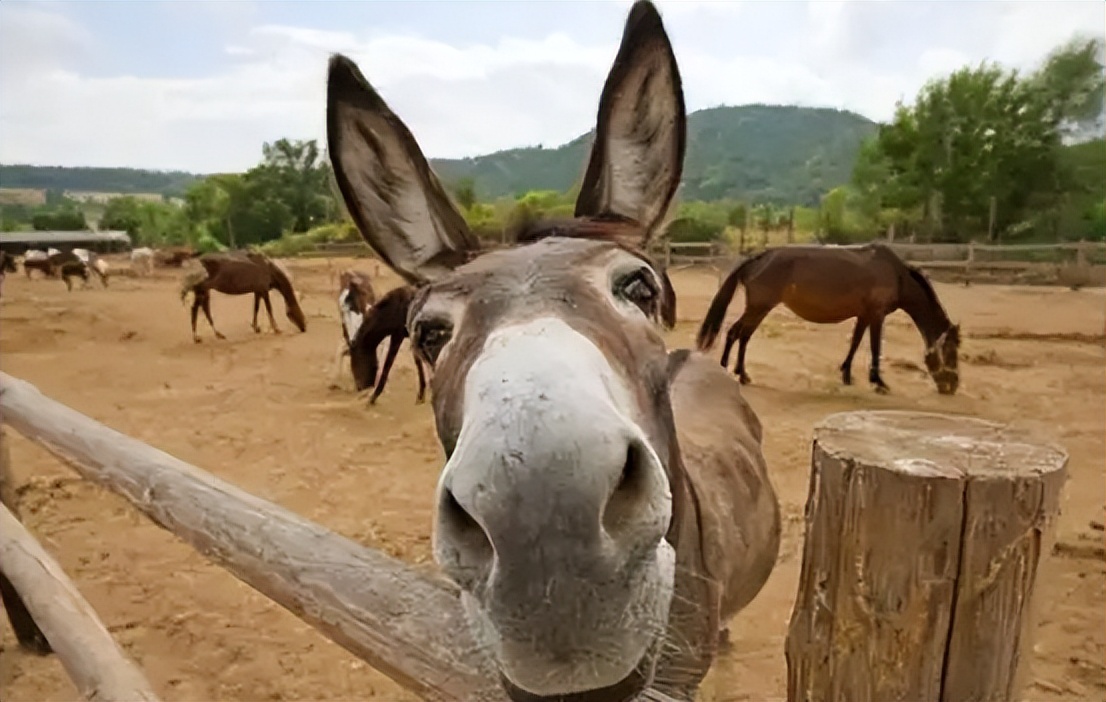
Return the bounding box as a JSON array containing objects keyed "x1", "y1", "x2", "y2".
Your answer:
[
  {"x1": 347, "y1": 285, "x2": 427, "y2": 405},
  {"x1": 325, "y1": 3, "x2": 780, "y2": 697},
  {"x1": 697, "y1": 244, "x2": 961, "y2": 394},
  {"x1": 180, "y1": 251, "x2": 307, "y2": 342}
]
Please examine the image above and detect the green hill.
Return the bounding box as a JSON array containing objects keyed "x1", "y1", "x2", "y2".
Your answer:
[
  {"x1": 0, "y1": 165, "x2": 199, "y2": 198},
  {"x1": 432, "y1": 105, "x2": 878, "y2": 205},
  {"x1": 1, "y1": 105, "x2": 878, "y2": 205}
]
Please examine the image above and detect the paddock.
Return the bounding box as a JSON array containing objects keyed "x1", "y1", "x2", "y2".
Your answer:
[{"x1": 0, "y1": 256, "x2": 1102, "y2": 701}]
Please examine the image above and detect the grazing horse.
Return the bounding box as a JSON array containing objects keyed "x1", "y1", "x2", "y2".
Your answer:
[
  {"x1": 697, "y1": 244, "x2": 961, "y2": 394},
  {"x1": 346, "y1": 285, "x2": 427, "y2": 405},
  {"x1": 325, "y1": 2, "x2": 780, "y2": 698},
  {"x1": 331, "y1": 268, "x2": 378, "y2": 383},
  {"x1": 180, "y1": 251, "x2": 307, "y2": 342},
  {"x1": 130, "y1": 247, "x2": 155, "y2": 276}
]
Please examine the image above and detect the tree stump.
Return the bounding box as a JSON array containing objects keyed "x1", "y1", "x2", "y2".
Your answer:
[{"x1": 785, "y1": 411, "x2": 1068, "y2": 702}]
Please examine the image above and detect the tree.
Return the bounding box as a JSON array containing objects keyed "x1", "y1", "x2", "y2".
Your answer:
[
  {"x1": 453, "y1": 177, "x2": 477, "y2": 211},
  {"x1": 31, "y1": 208, "x2": 87, "y2": 231},
  {"x1": 856, "y1": 36, "x2": 1105, "y2": 242}
]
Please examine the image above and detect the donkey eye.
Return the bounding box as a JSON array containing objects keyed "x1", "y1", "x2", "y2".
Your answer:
[
  {"x1": 414, "y1": 320, "x2": 453, "y2": 365},
  {"x1": 616, "y1": 270, "x2": 660, "y2": 318}
]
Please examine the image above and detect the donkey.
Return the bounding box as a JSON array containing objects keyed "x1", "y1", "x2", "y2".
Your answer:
[
  {"x1": 697, "y1": 244, "x2": 961, "y2": 394},
  {"x1": 326, "y1": 2, "x2": 780, "y2": 698},
  {"x1": 180, "y1": 251, "x2": 307, "y2": 342},
  {"x1": 346, "y1": 284, "x2": 427, "y2": 405}
]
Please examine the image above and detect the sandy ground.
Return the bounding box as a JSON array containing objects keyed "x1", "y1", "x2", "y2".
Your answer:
[{"x1": 1, "y1": 256, "x2": 1102, "y2": 702}]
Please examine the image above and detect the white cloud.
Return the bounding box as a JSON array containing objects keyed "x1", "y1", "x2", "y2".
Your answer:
[{"x1": 0, "y1": 1, "x2": 1102, "y2": 173}]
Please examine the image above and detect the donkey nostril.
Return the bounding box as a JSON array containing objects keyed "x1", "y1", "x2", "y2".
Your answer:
[
  {"x1": 603, "y1": 442, "x2": 650, "y2": 535},
  {"x1": 441, "y1": 487, "x2": 483, "y2": 537}
]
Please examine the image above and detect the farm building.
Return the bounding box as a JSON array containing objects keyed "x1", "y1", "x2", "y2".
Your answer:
[{"x1": 0, "y1": 230, "x2": 131, "y2": 254}]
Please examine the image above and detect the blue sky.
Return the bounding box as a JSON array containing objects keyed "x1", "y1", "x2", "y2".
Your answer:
[{"x1": 1, "y1": 1, "x2": 1102, "y2": 173}]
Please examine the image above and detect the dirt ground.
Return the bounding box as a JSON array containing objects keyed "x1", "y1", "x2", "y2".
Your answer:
[{"x1": 1, "y1": 256, "x2": 1102, "y2": 702}]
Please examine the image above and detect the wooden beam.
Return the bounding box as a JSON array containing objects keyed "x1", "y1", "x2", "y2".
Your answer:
[
  {"x1": 0, "y1": 373, "x2": 692, "y2": 702},
  {"x1": 785, "y1": 410, "x2": 1068, "y2": 702},
  {"x1": 0, "y1": 372, "x2": 497, "y2": 701},
  {"x1": 0, "y1": 502, "x2": 160, "y2": 701}
]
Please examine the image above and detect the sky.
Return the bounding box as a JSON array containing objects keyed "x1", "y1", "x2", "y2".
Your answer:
[{"x1": 1, "y1": 1, "x2": 1103, "y2": 174}]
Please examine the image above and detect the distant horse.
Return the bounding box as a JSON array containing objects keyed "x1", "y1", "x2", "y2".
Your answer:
[
  {"x1": 347, "y1": 285, "x2": 426, "y2": 405},
  {"x1": 697, "y1": 243, "x2": 960, "y2": 394},
  {"x1": 179, "y1": 251, "x2": 307, "y2": 342},
  {"x1": 73, "y1": 248, "x2": 110, "y2": 287},
  {"x1": 156, "y1": 247, "x2": 198, "y2": 268},
  {"x1": 22, "y1": 251, "x2": 90, "y2": 291},
  {"x1": 130, "y1": 247, "x2": 155, "y2": 276},
  {"x1": 331, "y1": 269, "x2": 378, "y2": 384}
]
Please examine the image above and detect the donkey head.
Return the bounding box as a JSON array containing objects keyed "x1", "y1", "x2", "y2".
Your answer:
[{"x1": 329, "y1": 2, "x2": 688, "y2": 698}]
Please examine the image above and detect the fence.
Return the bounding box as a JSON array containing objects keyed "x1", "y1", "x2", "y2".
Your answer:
[
  {"x1": 287, "y1": 239, "x2": 1105, "y2": 287},
  {"x1": 0, "y1": 372, "x2": 1069, "y2": 702},
  {"x1": 657, "y1": 240, "x2": 1106, "y2": 288}
]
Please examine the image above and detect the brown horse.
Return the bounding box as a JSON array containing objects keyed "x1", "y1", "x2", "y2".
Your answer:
[
  {"x1": 180, "y1": 251, "x2": 307, "y2": 343},
  {"x1": 0, "y1": 252, "x2": 16, "y2": 298},
  {"x1": 346, "y1": 285, "x2": 426, "y2": 405},
  {"x1": 697, "y1": 244, "x2": 961, "y2": 394},
  {"x1": 22, "y1": 251, "x2": 91, "y2": 292},
  {"x1": 326, "y1": 2, "x2": 780, "y2": 698}
]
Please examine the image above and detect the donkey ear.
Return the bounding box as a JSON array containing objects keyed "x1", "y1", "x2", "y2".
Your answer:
[
  {"x1": 327, "y1": 54, "x2": 479, "y2": 286},
  {"x1": 575, "y1": 1, "x2": 686, "y2": 247}
]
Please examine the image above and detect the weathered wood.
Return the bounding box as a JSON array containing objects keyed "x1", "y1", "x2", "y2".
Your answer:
[
  {"x1": 0, "y1": 373, "x2": 691, "y2": 702},
  {"x1": 1, "y1": 426, "x2": 52, "y2": 654},
  {"x1": 0, "y1": 501, "x2": 160, "y2": 701},
  {"x1": 0, "y1": 371, "x2": 498, "y2": 702},
  {"x1": 785, "y1": 410, "x2": 1068, "y2": 702}
]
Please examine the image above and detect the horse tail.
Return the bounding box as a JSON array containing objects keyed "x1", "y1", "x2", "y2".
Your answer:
[
  {"x1": 179, "y1": 271, "x2": 206, "y2": 305},
  {"x1": 696, "y1": 251, "x2": 766, "y2": 351}
]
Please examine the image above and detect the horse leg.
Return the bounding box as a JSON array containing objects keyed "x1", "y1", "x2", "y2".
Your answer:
[
  {"x1": 0, "y1": 428, "x2": 51, "y2": 655},
  {"x1": 369, "y1": 335, "x2": 404, "y2": 405},
  {"x1": 190, "y1": 297, "x2": 203, "y2": 343},
  {"x1": 261, "y1": 292, "x2": 281, "y2": 334},
  {"x1": 251, "y1": 295, "x2": 262, "y2": 333},
  {"x1": 414, "y1": 353, "x2": 427, "y2": 404},
  {"x1": 201, "y1": 293, "x2": 225, "y2": 340},
  {"x1": 728, "y1": 307, "x2": 771, "y2": 384},
  {"x1": 329, "y1": 340, "x2": 349, "y2": 389},
  {"x1": 868, "y1": 315, "x2": 890, "y2": 394},
  {"x1": 840, "y1": 319, "x2": 869, "y2": 386}
]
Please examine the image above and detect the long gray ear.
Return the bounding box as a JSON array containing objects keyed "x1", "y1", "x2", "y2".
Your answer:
[
  {"x1": 327, "y1": 54, "x2": 479, "y2": 285},
  {"x1": 575, "y1": 0, "x2": 686, "y2": 246}
]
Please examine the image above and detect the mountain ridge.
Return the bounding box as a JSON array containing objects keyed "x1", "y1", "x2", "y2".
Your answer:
[{"x1": 1, "y1": 104, "x2": 878, "y2": 205}]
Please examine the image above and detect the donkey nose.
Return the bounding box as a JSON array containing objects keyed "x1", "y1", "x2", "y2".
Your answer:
[{"x1": 434, "y1": 418, "x2": 671, "y2": 592}]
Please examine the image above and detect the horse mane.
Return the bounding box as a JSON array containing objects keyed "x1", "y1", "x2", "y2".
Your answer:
[{"x1": 904, "y1": 263, "x2": 941, "y2": 310}]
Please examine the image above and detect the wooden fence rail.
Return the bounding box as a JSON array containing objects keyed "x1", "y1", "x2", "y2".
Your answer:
[{"x1": 0, "y1": 372, "x2": 684, "y2": 702}]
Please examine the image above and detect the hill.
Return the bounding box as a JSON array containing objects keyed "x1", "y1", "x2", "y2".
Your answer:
[
  {"x1": 431, "y1": 105, "x2": 878, "y2": 205},
  {"x1": 1, "y1": 105, "x2": 878, "y2": 205},
  {"x1": 0, "y1": 165, "x2": 199, "y2": 198}
]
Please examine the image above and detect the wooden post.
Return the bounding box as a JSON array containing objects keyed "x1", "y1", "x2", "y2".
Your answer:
[
  {"x1": 786, "y1": 410, "x2": 1067, "y2": 702},
  {"x1": 0, "y1": 504, "x2": 160, "y2": 701}
]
